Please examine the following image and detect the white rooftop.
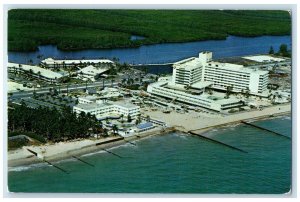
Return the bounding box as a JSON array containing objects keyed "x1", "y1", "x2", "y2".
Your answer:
[
  {"x1": 41, "y1": 58, "x2": 114, "y2": 65},
  {"x1": 79, "y1": 95, "x2": 98, "y2": 101},
  {"x1": 114, "y1": 101, "x2": 140, "y2": 109},
  {"x1": 173, "y1": 57, "x2": 202, "y2": 70},
  {"x1": 74, "y1": 102, "x2": 112, "y2": 111},
  {"x1": 8, "y1": 63, "x2": 63, "y2": 79},
  {"x1": 74, "y1": 101, "x2": 139, "y2": 111},
  {"x1": 242, "y1": 55, "x2": 286, "y2": 63},
  {"x1": 77, "y1": 65, "x2": 109, "y2": 76},
  {"x1": 191, "y1": 81, "x2": 213, "y2": 89},
  {"x1": 208, "y1": 61, "x2": 269, "y2": 75}
]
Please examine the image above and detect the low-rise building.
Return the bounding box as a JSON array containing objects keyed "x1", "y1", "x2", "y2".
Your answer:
[
  {"x1": 147, "y1": 81, "x2": 243, "y2": 112},
  {"x1": 73, "y1": 101, "x2": 140, "y2": 119},
  {"x1": 8, "y1": 63, "x2": 64, "y2": 83},
  {"x1": 98, "y1": 87, "x2": 122, "y2": 99},
  {"x1": 40, "y1": 58, "x2": 114, "y2": 69},
  {"x1": 78, "y1": 95, "x2": 98, "y2": 104},
  {"x1": 77, "y1": 65, "x2": 109, "y2": 81}
]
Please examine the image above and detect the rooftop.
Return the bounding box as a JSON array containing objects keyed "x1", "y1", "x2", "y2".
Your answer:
[
  {"x1": 114, "y1": 101, "x2": 140, "y2": 109},
  {"x1": 74, "y1": 102, "x2": 112, "y2": 111},
  {"x1": 191, "y1": 81, "x2": 213, "y2": 89},
  {"x1": 242, "y1": 55, "x2": 286, "y2": 63},
  {"x1": 8, "y1": 63, "x2": 63, "y2": 79},
  {"x1": 173, "y1": 57, "x2": 202, "y2": 70},
  {"x1": 207, "y1": 61, "x2": 269, "y2": 75},
  {"x1": 41, "y1": 58, "x2": 114, "y2": 65},
  {"x1": 79, "y1": 95, "x2": 98, "y2": 101},
  {"x1": 74, "y1": 101, "x2": 139, "y2": 111},
  {"x1": 77, "y1": 65, "x2": 109, "y2": 76}
]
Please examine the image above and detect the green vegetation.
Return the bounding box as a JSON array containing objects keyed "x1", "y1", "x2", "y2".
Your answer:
[
  {"x1": 8, "y1": 103, "x2": 103, "y2": 142},
  {"x1": 8, "y1": 131, "x2": 46, "y2": 143},
  {"x1": 269, "y1": 43, "x2": 291, "y2": 57},
  {"x1": 8, "y1": 9, "x2": 291, "y2": 52},
  {"x1": 269, "y1": 46, "x2": 274, "y2": 54},
  {"x1": 278, "y1": 44, "x2": 291, "y2": 57},
  {"x1": 8, "y1": 137, "x2": 29, "y2": 149}
]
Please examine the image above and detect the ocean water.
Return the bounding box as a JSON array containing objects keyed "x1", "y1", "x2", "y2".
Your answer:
[{"x1": 8, "y1": 116, "x2": 291, "y2": 194}]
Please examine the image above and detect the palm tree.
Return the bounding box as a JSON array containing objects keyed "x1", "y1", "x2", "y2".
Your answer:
[
  {"x1": 103, "y1": 128, "x2": 109, "y2": 137},
  {"x1": 37, "y1": 71, "x2": 41, "y2": 80},
  {"x1": 137, "y1": 114, "x2": 141, "y2": 123},
  {"x1": 225, "y1": 85, "x2": 233, "y2": 99},
  {"x1": 111, "y1": 79, "x2": 115, "y2": 87},
  {"x1": 120, "y1": 114, "x2": 124, "y2": 122},
  {"x1": 121, "y1": 78, "x2": 127, "y2": 86},
  {"x1": 112, "y1": 125, "x2": 118, "y2": 136},
  {"x1": 28, "y1": 68, "x2": 34, "y2": 76},
  {"x1": 127, "y1": 114, "x2": 132, "y2": 123},
  {"x1": 245, "y1": 87, "x2": 250, "y2": 98}
]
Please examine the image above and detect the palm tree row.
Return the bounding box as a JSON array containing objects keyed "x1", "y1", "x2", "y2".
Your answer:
[{"x1": 8, "y1": 103, "x2": 104, "y2": 142}]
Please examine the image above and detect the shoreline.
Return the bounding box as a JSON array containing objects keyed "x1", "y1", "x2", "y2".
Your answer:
[
  {"x1": 8, "y1": 104, "x2": 291, "y2": 169},
  {"x1": 8, "y1": 127, "x2": 176, "y2": 168}
]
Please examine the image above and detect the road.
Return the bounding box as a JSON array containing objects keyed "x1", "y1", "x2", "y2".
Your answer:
[
  {"x1": 9, "y1": 81, "x2": 119, "y2": 99},
  {"x1": 9, "y1": 78, "x2": 153, "y2": 100}
]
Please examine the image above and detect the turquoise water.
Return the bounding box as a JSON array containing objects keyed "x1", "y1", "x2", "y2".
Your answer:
[{"x1": 8, "y1": 116, "x2": 291, "y2": 194}]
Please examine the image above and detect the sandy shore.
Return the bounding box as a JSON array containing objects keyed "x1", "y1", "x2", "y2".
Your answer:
[
  {"x1": 8, "y1": 127, "x2": 174, "y2": 167},
  {"x1": 8, "y1": 103, "x2": 290, "y2": 168},
  {"x1": 143, "y1": 103, "x2": 291, "y2": 133}
]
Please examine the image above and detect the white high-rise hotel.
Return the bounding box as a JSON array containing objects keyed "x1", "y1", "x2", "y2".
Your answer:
[
  {"x1": 147, "y1": 51, "x2": 269, "y2": 111},
  {"x1": 171, "y1": 51, "x2": 268, "y2": 94}
]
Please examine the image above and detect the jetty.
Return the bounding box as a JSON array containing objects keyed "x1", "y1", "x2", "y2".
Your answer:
[
  {"x1": 72, "y1": 155, "x2": 94, "y2": 167},
  {"x1": 101, "y1": 149, "x2": 122, "y2": 158},
  {"x1": 27, "y1": 148, "x2": 69, "y2": 174},
  {"x1": 240, "y1": 121, "x2": 291, "y2": 140},
  {"x1": 189, "y1": 131, "x2": 248, "y2": 153}
]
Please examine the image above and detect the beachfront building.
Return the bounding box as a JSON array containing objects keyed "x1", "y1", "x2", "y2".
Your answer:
[
  {"x1": 147, "y1": 81, "x2": 243, "y2": 112},
  {"x1": 171, "y1": 51, "x2": 269, "y2": 94},
  {"x1": 40, "y1": 58, "x2": 114, "y2": 69},
  {"x1": 8, "y1": 63, "x2": 64, "y2": 83},
  {"x1": 171, "y1": 58, "x2": 203, "y2": 86},
  {"x1": 78, "y1": 95, "x2": 98, "y2": 104},
  {"x1": 97, "y1": 87, "x2": 122, "y2": 99},
  {"x1": 73, "y1": 101, "x2": 140, "y2": 120},
  {"x1": 77, "y1": 65, "x2": 109, "y2": 81}
]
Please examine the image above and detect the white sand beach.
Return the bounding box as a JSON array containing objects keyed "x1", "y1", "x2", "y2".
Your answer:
[
  {"x1": 8, "y1": 103, "x2": 290, "y2": 167},
  {"x1": 8, "y1": 127, "x2": 167, "y2": 167},
  {"x1": 142, "y1": 103, "x2": 291, "y2": 132}
]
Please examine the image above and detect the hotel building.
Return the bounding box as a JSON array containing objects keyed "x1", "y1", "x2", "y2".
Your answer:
[
  {"x1": 147, "y1": 81, "x2": 243, "y2": 112},
  {"x1": 147, "y1": 51, "x2": 269, "y2": 111},
  {"x1": 172, "y1": 52, "x2": 269, "y2": 94},
  {"x1": 73, "y1": 100, "x2": 140, "y2": 119}
]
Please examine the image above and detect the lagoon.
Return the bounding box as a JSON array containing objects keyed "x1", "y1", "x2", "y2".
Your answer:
[{"x1": 8, "y1": 35, "x2": 291, "y2": 65}]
